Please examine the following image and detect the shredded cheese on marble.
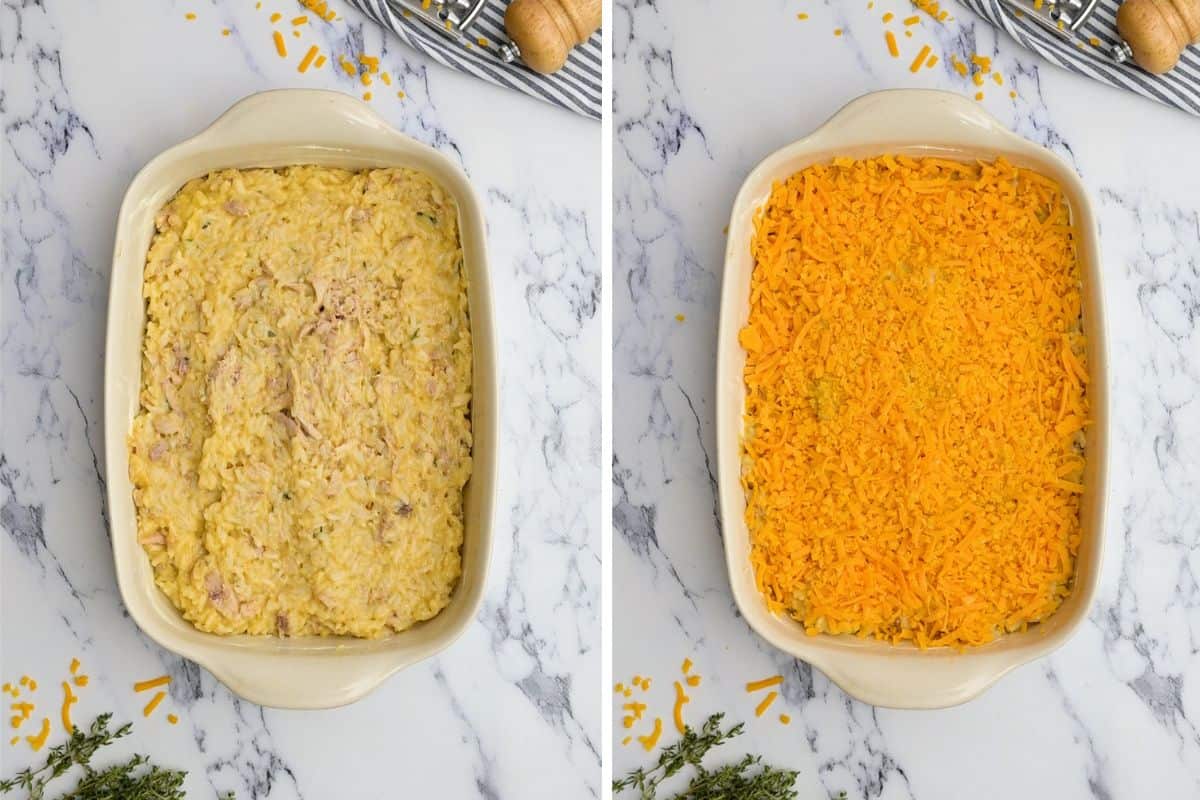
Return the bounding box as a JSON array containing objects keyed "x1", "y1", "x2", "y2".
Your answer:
[
  {"x1": 134, "y1": 675, "x2": 171, "y2": 693},
  {"x1": 143, "y1": 691, "x2": 166, "y2": 718},
  {"x1": 745, "y1": 675, "x2": 783, "y2": 692},
  {"x1": 637, "y1": 717, "x2": 663, "y2": 751},
  {"x1": 672, "y1": 681, "x2": 690, "y2": 734}
]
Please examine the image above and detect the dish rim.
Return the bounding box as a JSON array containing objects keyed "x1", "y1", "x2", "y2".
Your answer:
[
  {"x1": 104, "y1": 89, "x2": 498, "y2": 709},
  {"x1": 715, "y1": 89, "x2": 1109, "y2": 709}
]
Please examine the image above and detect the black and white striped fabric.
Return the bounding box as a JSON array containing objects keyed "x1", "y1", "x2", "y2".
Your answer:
[
  {"x1": 962, "y1": 0, "x2": 1200, "y2": 116},
  {"x1": 346, "y1": 0, "x2": 601, "y2": 120}
]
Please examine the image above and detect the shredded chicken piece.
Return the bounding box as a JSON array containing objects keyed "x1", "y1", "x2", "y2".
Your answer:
[{"x1": 205, "y1": 570, "x2": 240, "y2": 618}]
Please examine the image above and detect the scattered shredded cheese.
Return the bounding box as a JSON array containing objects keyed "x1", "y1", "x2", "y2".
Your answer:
[
  {"x1": 621, "y1": 735, "x2": 632, "y2": 746},
  {"x1": 909, "y1": 44, "x2": 930, "y2": 72},
  {"x1": 885, "y1": 31, "x2": 899, "y2": 58},
  {"x1": 298, "y1": 45, "x2": 319, "y2": 73},
  {"x1": 882, "y1": 12, "x2": 895, "y2": 22},
  {"x1": 292, "y1": 15, "x2": 309, "y2": 25},
  {"x1": 672, "y1": 681, "x2": 691, "y2": 734},
  {"x1": 754, "y1": 691, "x2": 778, "y2": 718},
  {"x1": 315, "y1": 54, "x2": 327, "y2": 68},
  {"x1": 362, "y1": 91, "x2": 373, "y2": 101},
  {"x1": 745, "y1": 675, "x2": 783, "y2": 693},
  {"x1": 60, "y1": 682, "x2": 77, "y2": 732},
  {"x1": 637, "y1": 718, "x2": 664, "y2": 751},
  {"x1": 143, "y1": 691, "x2": 166, "y2": 718},
  {"x1": 686, "y1": 675, "x2": 701, "y2": 687},
  {"x1": 26, "y1": 718, "x2": 50, "y2": 752},
  {"x1": 73, "y1": 675, "x2": 89, "y2": 687},
  {"x1": 273, "y1": 30, "x2": 287, "y2": 57},
  {"x1": 903, "y1": 15, "x2": 920, "y2": 25},
  {"x1": 270, "y1": 12, "x2": 282, "y2": 22},
  {"x1": 681, "y1": 658, "x2": 693, "y2": 674},
  {"x1": 133, "y1": 676, "x2": 171, "y2": 693},
  {"x1": 779, "y1": 714, "x2": 792, "y2": 725},
  {"x1": 168, "y1": 713, "x2": 179, "y2": 725}
]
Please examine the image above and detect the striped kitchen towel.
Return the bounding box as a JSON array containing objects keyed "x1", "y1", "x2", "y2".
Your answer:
[
  {"x1": 961, "y1": 0, "x2": 1200, "y2": 116},
  {"x1": 345, "y1": 0, "x2": 601, "y2": 120}
]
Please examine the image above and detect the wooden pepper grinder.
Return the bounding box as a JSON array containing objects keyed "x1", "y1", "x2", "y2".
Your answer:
[
  {"x1": 1114, "y1": 0, "x2": 1200, "y2": 73},
  {"x1": 503, "y1": 0, "x2": 601, "y2": 74}
]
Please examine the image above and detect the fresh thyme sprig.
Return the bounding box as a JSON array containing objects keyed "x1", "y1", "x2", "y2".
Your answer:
[
  {"x1": 0, "y1": 713, "x2": 192, "y2": 800},
  {"x1": 0, "y1": 714, "x2": 132, "y2": 799},
  {"x1": 57, "y1": 753, "x2": 185, "y2": 800},
  {"x1": 613, "y1": 713, "x2": 746, "y2": 799},
  {"x1": 614, "y1": 712, "x2": 847, "y2": 800}
]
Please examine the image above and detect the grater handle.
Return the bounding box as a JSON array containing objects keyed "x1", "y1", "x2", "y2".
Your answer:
[
  {"x1": 504, "y1": 0, "x2": 601, "y2": 74},
  {"x1": 1115, "y1": 0, "x2": 1200, "y2": 73}
]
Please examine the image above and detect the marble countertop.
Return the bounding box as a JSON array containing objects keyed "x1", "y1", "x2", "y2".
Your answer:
[
  {"x1": 1, "y1": 1, "x2": 598, "y2": 797},
  {"x1": 613, "y1": 2, "x2": 1199, "y2": 798}
]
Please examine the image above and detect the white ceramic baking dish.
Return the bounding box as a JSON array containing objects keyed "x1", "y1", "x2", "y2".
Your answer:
[
  {"x1": 716, "y1": 90, "x2": 1108, "y2": 709},
  {"x1": 105, "y1": 90, "x2": 497, "y2": 709}
]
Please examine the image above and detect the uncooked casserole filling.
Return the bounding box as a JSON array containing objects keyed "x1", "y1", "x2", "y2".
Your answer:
[{"x1": 129, "y1": 165, "x2": 471, "y2": 639}]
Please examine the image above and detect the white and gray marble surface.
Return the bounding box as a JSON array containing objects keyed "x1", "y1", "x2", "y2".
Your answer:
[
  {"x1": 613, "y1": 2, "x2": 1199, "y2": 798},
  {"x1": 1, "y1": 1, "x2": 598, "y2": 797}
]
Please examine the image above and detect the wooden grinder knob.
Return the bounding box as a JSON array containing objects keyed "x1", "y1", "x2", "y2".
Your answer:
[
  {"x1": 505, "y1": 0, "x2": 601, "y2": 74},
  {"x1": 1117, "y1": 0, "x2": 1200, "y2": 73}
]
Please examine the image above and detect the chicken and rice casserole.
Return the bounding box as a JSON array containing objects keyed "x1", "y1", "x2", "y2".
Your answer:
[{"x1": 129, "y1": 165, "x2": 472, "y2": 639}]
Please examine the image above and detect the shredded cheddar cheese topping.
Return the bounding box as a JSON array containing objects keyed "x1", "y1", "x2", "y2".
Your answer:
[{"x1": 740, "y1": 156, "x2": 1087, "y2": 649}]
